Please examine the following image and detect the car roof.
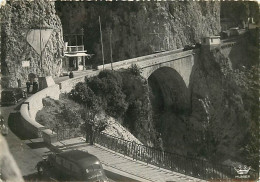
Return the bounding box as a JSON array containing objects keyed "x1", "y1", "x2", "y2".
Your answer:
[
  {"x1": 57, "y1": 150, "x2": 100, "y2": 168},
  {"x1": 2, "y1": 88, "x2": 22, "y2": 92}
]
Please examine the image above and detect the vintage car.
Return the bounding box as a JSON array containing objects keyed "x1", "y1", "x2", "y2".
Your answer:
[
  {"x1": 36, "y1": 150, "x2": 109, "y2": 182},
  {"x1": 1, "y1": 88, "x2": 27, "y2": 105}
]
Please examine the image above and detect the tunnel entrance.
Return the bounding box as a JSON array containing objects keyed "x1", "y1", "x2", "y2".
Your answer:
[{"x1": 148, "y1": 67, "x2": 191, "y2": 154}]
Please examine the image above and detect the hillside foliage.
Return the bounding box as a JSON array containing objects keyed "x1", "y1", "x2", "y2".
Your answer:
[{"x1": 69, "y1": 67, "x2": 158, "y2": 146}]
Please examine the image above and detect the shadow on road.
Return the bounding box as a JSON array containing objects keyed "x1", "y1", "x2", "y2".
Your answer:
[
  {"x1": 14, "y1": 102, "x2": 24, "y2": 111},
  {"x1": 8, "y1": 112, "x2": 38, "y2": 140},
  {"x1": 27, "y1": 142, "x2": 47, "y2": 149},
  {"x1": 23, "y1": 172, "x2": 53, "y2": 182}
]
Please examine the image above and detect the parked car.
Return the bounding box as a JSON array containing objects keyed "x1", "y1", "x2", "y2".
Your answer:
[
  {"x1": 194, "y1": 42, "x2": 201, "y2": 48},
  {"x1": 36, "y1": 150, "x2": 109, "y2": 182},
  {"x1": 183, "y1": 44, "x2": 196, "y2": 51},
  {"x1": 1, "y1": 88, "x2": 27, "y2": 105}
]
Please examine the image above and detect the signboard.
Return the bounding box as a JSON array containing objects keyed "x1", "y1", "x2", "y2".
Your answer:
[
  {"x1": 22, "y1": 61, "x2": 30, "y2": 67},
  {"x1": 26, "y1": 29, "x2": 53, "y2": 55}
]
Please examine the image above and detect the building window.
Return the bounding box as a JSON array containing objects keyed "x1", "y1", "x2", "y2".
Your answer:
[{"x1": 211, "y1": 38, "x2": 213, "y2": 43}]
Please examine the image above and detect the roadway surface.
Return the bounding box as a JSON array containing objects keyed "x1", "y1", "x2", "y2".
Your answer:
[
  {"x1": 0, "y1": 78, "x2": 121, "y2": 182},
  {"x1": 1, "y1": 96, "x2": 52, "y2": 179},
  {"x1": 54, "y1": 69, "x2": 98, "y2": 84},
  {"x1": 53, "y1": 137, "x2": 204, "y2": 182}
]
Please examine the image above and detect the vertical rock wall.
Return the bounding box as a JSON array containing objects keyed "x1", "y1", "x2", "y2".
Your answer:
[
  {"x1": 1, "y1": 0, "x2": 64, "y2": 88},
  {"x1": 55, "y1": 1, "x2": 220, "y2": 66}
]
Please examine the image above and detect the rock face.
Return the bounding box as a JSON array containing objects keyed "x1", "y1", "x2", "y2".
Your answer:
[
  {"x1": 189, "y1": 36, "x2": 258, "y2": 168},
  {"x1": 148, "y1": 31, "x2": 258, "y2": 168},
  {"x1": 1, "y1": 0, "x2": 64, "y2": 88},
  {"x1": 55, "y1": 1, "x2": 220, "y2": 65}
]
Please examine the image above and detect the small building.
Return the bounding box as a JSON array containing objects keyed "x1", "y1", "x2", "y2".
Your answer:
[
  {"x1": 62, "y1": 30, "x2": 93, "y2": 72},
  {"x1": 202, "y1": 36, "x2": 221, "y2": 47}
]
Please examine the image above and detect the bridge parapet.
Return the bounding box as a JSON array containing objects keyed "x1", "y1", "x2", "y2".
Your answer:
[
  {"x1": 136, "y1": 50, "x2": 193, "y2": 69},
  {"x1": 97, "y1": 48, "x2": 183, "y2": 70}
]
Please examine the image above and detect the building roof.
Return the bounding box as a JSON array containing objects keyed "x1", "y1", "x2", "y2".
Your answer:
[
  {"x1": 205, "y1": 35, "x2": 220, "y2": 39},
  {"x1": 57, "y1": 150, "x2": 100, "y2": 169},
  {"x1": 64, "y1": 52, "x2": 92, "y2": 57}
]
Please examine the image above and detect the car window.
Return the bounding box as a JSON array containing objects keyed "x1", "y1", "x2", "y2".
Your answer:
[
  {"x1": 85, "y1": 166, "x2": 94, "y2": 173},
  {"x1": 15, "y1": 89, "x2": 20, "y2": 94},
  {"x1": 92, "y1": 164, "x2": 101, "y2": 170},
  {"x1": 56, "y1": 156, "x2": 64, "y2": 166},
  {"x1": 1, "y1": 91, "x2": 15, "y2": 100},
  {"x1": 2, "y1": 91, "x2": 13, "y2": 96}
]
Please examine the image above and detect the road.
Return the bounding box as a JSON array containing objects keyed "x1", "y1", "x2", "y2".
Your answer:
[
  {"x1": 0, "y1": 70, "x2": 98, "y2": 177},
  {"x1": 54, "y1": 69, "x2": 98, "y2": 84},
  {"x1": 1, "y1": 98, "x2": 50, "y2": 178},
  {"x1": 0, "y1": 72, "x2": 121, "y2": 181}
]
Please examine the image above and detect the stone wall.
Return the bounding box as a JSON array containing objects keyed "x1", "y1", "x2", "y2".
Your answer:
[
  {"x1": 20, "y1": 84, "x2": 60, "y2": 137},
  {"x1": 1, "y1": 0, "x2": 64, "y2": 88}
]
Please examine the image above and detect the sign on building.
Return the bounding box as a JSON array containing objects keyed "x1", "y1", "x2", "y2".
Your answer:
[{"x1": 22, "y1": 61, "x2": 30, "y2": 67}]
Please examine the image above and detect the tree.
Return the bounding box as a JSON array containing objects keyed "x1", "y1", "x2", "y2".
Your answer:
[
  {"x1": 59, "y1": 105, "x2": 81, "y2": 128},
  {"x1": 69, "y1": 82, "x2": 97, "y2": 107},
  {"x1": 80, "y1": 99, "x2": 107, "y2": 144}
]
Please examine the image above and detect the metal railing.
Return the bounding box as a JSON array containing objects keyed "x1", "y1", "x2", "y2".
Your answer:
[
  {"x1": 221, "y1": 42, "x2": 236, "y2": 49},
  {"x1": 53, "y1": 126, "x2": 81, "y2": 141},
  {"x1": 94, "y1": 132, "x2": 258, "y2": 180},
  {"x1": 65, "y1": 45, "x2": 84, "y2": 52}
]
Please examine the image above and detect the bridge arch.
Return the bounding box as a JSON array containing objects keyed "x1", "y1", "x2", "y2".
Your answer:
[
  {"x1": 148, "y1": 67, "x2": 190, "y2": 113},
  {"x1": 140, "y1": 53, "x2": 194, "y2": 88},
  {"x1": 148, "y1": 66, "x2": 192, "y2": 153}
]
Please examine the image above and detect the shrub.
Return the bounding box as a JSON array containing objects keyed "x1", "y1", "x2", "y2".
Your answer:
[
  {"x1": 129, "y1": 64, "x2": 142, "y2": 76},
  {"x1": 69, "y1": 82, "x2": 98, "y2": 108},
  {"x1": 59, "y1": 105, "x2": 81, "y2": 128}
]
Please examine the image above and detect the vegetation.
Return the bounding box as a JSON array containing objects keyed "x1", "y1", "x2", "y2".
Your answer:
[
  {"x1": 221, "y1": 1, "x2": 259, "y2": 24},
  {"x1": 69, "y1": 67, "x2": 158, "y2": 146}
]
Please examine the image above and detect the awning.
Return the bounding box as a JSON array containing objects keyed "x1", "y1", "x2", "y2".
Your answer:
[{"x1": 64, "y1": 52, "x2": 92, "y2": 57}]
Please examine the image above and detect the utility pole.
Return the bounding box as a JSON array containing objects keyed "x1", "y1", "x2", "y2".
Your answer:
[
  {"x1": 99, "y1": 16, "x2": 105, "y2": 70},
  {"x1": 109, "y1": 29, "x2": 113, "y2": 70},
  {"x1": 39, "y1": 14, "x2": 42, "y2": 70}
]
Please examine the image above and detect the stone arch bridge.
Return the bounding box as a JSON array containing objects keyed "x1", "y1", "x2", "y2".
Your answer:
[{"x1": 97, "y1": 48, "x2": 198, "y2": 88}]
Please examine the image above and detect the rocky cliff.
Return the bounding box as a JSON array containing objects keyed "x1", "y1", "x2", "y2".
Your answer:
[
  {"x1": 55, "y1": 1, "x2": 220, "y2": 65},
  {"x1": 189, "y1": 33, "x2": 259, "y2": 168},
  {"x1": 1, "y1": 0, "x2": 64, "y2": 88}
]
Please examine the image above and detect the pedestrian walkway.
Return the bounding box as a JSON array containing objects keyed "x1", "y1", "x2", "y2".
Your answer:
[{"x1": 52, "y1": 137, "x2": 205, "y2": 182}]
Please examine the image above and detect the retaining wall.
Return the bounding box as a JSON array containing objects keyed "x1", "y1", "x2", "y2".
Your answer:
[
  {"x1": 20, "y1": 72, "x2": 98, "y2": 142},
  {"x1": 20, "y1": 84, "x2": 60, "y2": 138}
]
